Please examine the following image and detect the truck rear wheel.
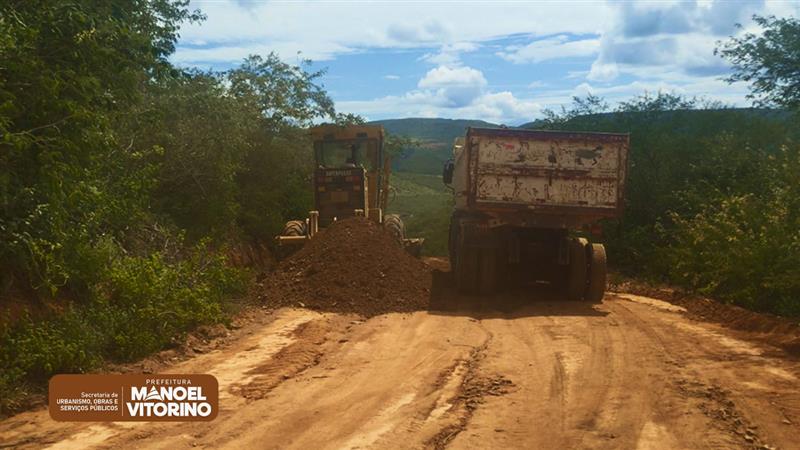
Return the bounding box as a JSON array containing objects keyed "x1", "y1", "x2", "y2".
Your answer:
[
  {"x1": 383, "y1": 214, "x2": 405, "y2": 244},
  {"x1": 567, "y1": 238, "x2": 588, "y2": 301},
  {"x1": 448, "y1": 217, "x2": 458, "y2": 268},
  {"x1": 455, "y1": 240, "x2": 479, "y2": 294},
  {"x1": 585, "y1": 243, "x2": 607, "y2": 303},
  {"x1": 478, "y1": 248, "x2": 498, "y2": 295}
]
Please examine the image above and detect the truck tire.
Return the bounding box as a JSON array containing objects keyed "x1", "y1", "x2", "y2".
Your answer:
[
  {"x1": 478, "y1": 247, "x2": 498, "y2": 295},
  {"x1": 585, "y1": 243, "x2": 607, "y2": 303},
  {"x1": 384, "y1": 214, "x2": 405, "y2": 244},
  {"x1": 282, "y1": 220, "x2": 307, "y2": 237},
  {"x1": 455, "y1": 240, "x2": 479, "y2": 294},
  {"x1": 567, "y1": 238, "x2": 588, "y2": 301},
  {"x1": 448, "y1": 217, "x2": 458, "y2": 268}
]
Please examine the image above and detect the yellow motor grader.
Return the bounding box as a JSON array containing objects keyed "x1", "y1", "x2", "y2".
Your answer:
[{"x1": 276, "y1": 124, "x2": 423, "y2": 255}]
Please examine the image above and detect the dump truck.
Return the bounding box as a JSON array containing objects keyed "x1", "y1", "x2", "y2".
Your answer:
[
  {"x1": 442, "y1": 127, "x2": 629, "y2": 300},
  {"x1": 276, "y1": 124, "x2": 423, "y2": 254}
]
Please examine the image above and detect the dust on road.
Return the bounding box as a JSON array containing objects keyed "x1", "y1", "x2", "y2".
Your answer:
[{"x1": 1, "y1": 262, "x2": 798, "y2": 450}]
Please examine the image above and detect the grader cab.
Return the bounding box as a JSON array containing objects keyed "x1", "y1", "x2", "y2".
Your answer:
[{"x1": 276, "y1": 124, "x2": 422, "y2": 255}]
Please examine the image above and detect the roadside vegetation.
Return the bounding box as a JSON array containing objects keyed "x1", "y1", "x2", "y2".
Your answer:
[{"x1": 0, "y1": 1, "x2": 351, "y2": 413}]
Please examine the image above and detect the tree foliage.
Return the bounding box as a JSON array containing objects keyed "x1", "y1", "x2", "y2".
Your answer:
[
  {"x1": 717, "y1": 15, "x2": 800, "y2": 109},
  {"x1": 0, "y1": 0, "x2": 347, "y2": 412},
  {"x1": 666, "y1": 146, "x2": 800, "y2": 316},
  {"x1": 1, "y1": 0, "x2": 202, "y2": 296}
]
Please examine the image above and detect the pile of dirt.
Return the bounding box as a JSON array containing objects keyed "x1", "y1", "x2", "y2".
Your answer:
[{"x1": 260, "y1": 218, "x2": 433, "y2": 317}]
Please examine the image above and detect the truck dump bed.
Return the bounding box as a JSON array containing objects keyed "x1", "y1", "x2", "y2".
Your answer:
[{"x1": 455, "y1": 127, "x2": 629, "y2": 224}]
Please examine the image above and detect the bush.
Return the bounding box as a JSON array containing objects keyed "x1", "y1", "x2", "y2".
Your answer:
[
  {"x1": 0, "y1": 244, "x2": 247, "y2": 413},
  {"x1": 663, "y1": 145, "x2": 800, "y2": 316}
]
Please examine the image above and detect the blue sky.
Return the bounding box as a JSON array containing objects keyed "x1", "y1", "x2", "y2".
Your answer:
[{"x1": 175, "y1": 0, "x2": 799, "y2": 125}]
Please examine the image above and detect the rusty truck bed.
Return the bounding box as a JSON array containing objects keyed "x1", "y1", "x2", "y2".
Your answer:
[{"x1": 463, "y1": 127, "x2": 629, "y2": 224}]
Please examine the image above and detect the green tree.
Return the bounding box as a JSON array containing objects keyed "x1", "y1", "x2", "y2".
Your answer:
[
  {"x1": 225, "y1": 54, "x2": 337, "y2": 241},
  {"x1": 717, "y1": 15, "x2": 800, "y2": 109},
  {"x1": 227, "y1": 54, "x2": 335, "y2": 129},
  {"x1": 538, "y1": 94, "x2": 610, "y2": 128},
  {"x1": 0, "y1": 0, "x2": 202, "y2": 295},
  {"x1": 117, "y1": 72, "x2": 257, "y2": 238},
  {"x1": 617, "y1": 91, "x2": 699, "y2": 112}
]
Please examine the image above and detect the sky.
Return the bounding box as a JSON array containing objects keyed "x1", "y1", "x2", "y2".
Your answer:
[{"x1": 174, "y1": 0, "x2": 800, "y2": 125}]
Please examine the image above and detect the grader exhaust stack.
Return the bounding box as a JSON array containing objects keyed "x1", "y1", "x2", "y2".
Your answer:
[{"x1": 276, "y1": 124, "x2": 423, "y2": 255}]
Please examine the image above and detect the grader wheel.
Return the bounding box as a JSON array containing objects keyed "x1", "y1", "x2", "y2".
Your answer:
[
  {"x1": 567, "y1": 238, "x2": 588, "y2": 301},
  {"x1": 282, "y1": 220, "x2": 307, "y2": 237},
  {"x1": 585, "y1": 243, "x2": 607, "y2": 303},
  {"x1": 277, "y1": 220, "x2": 308, "y2": 259},
  {"x1": 383, "y1": 214, "x2": 405, "y2": 244}
]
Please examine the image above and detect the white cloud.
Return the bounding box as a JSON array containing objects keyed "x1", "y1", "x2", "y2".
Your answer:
[
  {"x1": 420, "y1": 42, "x2": 480, "y2": 65},
  {"x1": 569, "y1": 76, "x2": 751, "y2": 107},
  {"x1": 179, "y1": 1, "x2": 612, "y2": 64},
  {"x1": 460, "y1": 92, "x2": 542, "y2": 124},
  {"x1": 337, "y1": 69, "x2": 756, "y2": 124},
  {"x1": 386, "y1": 19, "x2": 453, "y2": 43},
  {"x1": 178, "y1": 0, "x2": 800, "y2": 121},
  {"x1": 417, "y1": 65, "x2": 488, "y2": 107},
  {"x1": 587, "y1": 61, "x2": 618, "y2": 82},
  {"x1": 585, "y1": 1, "x2": 777, "y2": 82},
  {"x1": 337, "y1": 90, "x2": 541, "y2": 125},
  {"x1": 337, "y1": 65, "x2": 540, "y2": 124},
  {"x1": 418, "y1": 66, "x2": 487, "y2": 89},
  {"x1": 172, "y1": 42, "x2": 352, "y2": 65},
  {"x1": 498, "y1": 35, "x2": 601, "y2": 64}
]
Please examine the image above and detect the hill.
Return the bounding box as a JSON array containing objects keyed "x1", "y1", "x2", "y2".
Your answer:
[
  {"x1": 369, "y1": 118, "x2": 498, "y2": 175},
  {"x1": 517, "y1": 107, "x2": 792, "y2": 130},
  {"x1": 366, "y1": 119, "x2": 501, "y2": 255},
  {"x1": 370, "y1": 118, "x2": 498, "y2": 143}
]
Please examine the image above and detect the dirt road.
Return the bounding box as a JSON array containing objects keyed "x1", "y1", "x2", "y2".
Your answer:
[{"x1": 1, "y1": 264, "x2": 799, "y2": 449}]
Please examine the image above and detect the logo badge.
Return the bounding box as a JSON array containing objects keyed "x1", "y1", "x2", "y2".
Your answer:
[{"x1": 49, "y1": 374, "x2": 219, "y2": 421}]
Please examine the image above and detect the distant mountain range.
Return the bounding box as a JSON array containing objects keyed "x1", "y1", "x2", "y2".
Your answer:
[
  {"x1": 369, "y1": 118, "x2": 498, "y2": 174},
  {"x1": 369, "y1": 109, "x2": 794, "y2": 174},
  {"x1": 370, "y1": 118, "x2": 498, "y2": 145}
]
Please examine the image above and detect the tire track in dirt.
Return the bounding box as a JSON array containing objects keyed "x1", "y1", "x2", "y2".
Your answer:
[
  {"x1": 0, "y1": 309, "x2": 341, "y2": 450},
  {"x1": 2, "y1": 284, "x2": 800, "y2": 449},
  {"x1": 609, "y1": 298, "x2": 785, "y2": 449},
  {"x1": 425, "y1": 326, "x2": 514, "y2": 450}
]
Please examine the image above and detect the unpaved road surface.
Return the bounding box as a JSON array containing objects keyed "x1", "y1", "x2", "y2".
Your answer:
[{"x1": 2, "y1": 267, "x2": 799, "y2": 449}]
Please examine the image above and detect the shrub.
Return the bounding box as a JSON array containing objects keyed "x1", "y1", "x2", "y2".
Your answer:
[
  {"x1": 0, "y1": 244, "x2": 247, "y2": 414},
  {"x1": 663, "y1": 145, "x2": 800, "y2": 316}
]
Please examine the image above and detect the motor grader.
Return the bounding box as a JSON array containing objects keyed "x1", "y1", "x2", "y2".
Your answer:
[{"x1": 276, "y1": 124, "x2": 423, "y2": 254}]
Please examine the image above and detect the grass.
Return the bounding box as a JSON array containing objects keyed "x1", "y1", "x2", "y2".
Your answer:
[{"x1": 387, "y1": 172, "x2": 452, "y2": 256}]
